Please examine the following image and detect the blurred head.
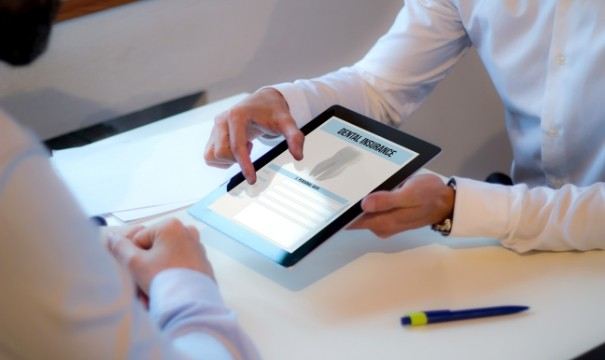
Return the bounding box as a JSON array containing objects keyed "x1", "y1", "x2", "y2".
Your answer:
[{"x1": 0, "y1": 0, "x2": 59, "y2": 66}]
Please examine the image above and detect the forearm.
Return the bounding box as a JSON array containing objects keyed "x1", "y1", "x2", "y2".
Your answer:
[
  {"x1": 0, "y1": 129, "x2": 255, "y2": 359},
  {"x1": 270, "y1": 1, "x2": 470, "y2": 129},
  {"x1": 270, "y1": 67, "x2": 392, "y2": 127},
  {"x1": 451, "y1": 177, "x2": 605, "y2": 252},
  {"x1": 0, "y1": 144, "x2": 174, "y2": 359},
  {"x1": 149, "y1": 269, "x2": 259, "y2": 360}
]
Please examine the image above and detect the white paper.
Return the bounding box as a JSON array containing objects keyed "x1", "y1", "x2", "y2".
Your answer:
[
  {"x1": 112, "y1": 200, "x2": 195, "y2": 222},
  {"x1": 52, "y1": 121, "x2": 272, "y2": 216}
]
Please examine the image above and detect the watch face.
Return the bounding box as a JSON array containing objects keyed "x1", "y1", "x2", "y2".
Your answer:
[
  {"x1": 447, "y1": 177, "x2": 458, "y2": 189},
  {"x1": 435, "y1": 177, "x2": 457, "y2": 236},
  {"x1": 432, "y1": 218, "x2": 452, "y2": 236}
]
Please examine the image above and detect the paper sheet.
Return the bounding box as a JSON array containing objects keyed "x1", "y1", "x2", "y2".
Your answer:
[
  {"x1": 52, "y1": 121, "x2": 272, "y2": 216},
  {"x1": 111, "y1": 200, "x2": 195, "y2": 222}
]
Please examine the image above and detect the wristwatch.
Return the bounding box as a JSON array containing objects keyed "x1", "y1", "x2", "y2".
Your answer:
[{"x1": 431, "y1": 177, "x2": 457, "y2": 236}]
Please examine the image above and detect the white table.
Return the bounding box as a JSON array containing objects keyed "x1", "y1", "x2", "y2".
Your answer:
[{"x1": 102, "y1": 94, "x2": 605, "y2": 360}]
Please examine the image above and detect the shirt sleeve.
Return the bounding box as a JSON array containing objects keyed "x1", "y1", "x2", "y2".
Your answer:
[
  {"x1": 149, "y1": 269, "x2": 259, "y2": 360},
  {"x1": 0, "y1": 123, "x2": 257, "y2": 359},
  {"x1": 271, "y1": 0, "x2": 470, "y2": 128},
  {"x1": 450, "y1": 177, "x2": 605, "y2": 252}
]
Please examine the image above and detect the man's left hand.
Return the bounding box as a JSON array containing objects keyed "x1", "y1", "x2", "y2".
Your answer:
[{"x1": 349, "y1": 174, "x2": 455, "y2": 238}]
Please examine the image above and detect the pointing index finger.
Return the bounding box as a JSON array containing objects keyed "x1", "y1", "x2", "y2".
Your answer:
[{"x1": 229, "y1": 115, "x2": 257, "y2": 184}]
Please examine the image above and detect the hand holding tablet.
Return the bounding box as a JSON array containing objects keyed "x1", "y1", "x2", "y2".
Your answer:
[{"x1": 190, "y1": 105, "x2": 440, "y2": 266}]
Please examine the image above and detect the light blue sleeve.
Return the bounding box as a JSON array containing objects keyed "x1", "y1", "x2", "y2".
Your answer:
[
  {"x1": 149, "y1": 269, "x2": 260, "y2": 360},
  {"x1": 0, "y1": 118, "x2": 257, "y2": 359}
]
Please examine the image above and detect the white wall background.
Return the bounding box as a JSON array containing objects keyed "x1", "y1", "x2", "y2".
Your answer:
[{"x1": 0, "y1": 0, "x2": 511, "y2": 179}]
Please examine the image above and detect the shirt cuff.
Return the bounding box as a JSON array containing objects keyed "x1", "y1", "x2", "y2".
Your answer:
[
  {"x1": 449, "y1": 177, "x2": 512, "y2": 240},
  {"x1": 148, "y1": 268, "x2": 224, "y2": 328}
]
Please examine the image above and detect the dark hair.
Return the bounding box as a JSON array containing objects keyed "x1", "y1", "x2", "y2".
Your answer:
[{"x1": 0, "y1": 0, "x2": 60, "y2": 66}]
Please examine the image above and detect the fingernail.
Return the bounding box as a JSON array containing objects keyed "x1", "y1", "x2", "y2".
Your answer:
[{"x1": 361, "y1": 198, "x2": 372, "y2": 212}]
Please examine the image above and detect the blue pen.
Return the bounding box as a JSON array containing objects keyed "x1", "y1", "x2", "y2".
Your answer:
[{"x1": 401, "y1": 305, "x2": 529, "y2": 326}]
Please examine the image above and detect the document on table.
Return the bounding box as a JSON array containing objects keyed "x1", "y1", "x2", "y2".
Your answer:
[
  {"x1": 51, "y1": 120, "x2": 272, "y2": 218},
  {"x1": 112, "y1": 200, "x2": 195, "y2": 222}
]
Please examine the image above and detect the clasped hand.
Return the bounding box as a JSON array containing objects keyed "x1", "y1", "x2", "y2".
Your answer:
[{"x1": 105, "y1": 219, "x2": 214, "y2": 296}]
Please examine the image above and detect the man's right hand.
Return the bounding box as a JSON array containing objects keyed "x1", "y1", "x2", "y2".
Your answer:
[{"x1": 204, "y1": 88, "x2": 304, "y2": 184}]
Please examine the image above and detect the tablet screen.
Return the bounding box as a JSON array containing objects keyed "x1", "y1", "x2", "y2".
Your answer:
[{"x1": 205, "y1": 116, "x2": 419, "y2": 253}]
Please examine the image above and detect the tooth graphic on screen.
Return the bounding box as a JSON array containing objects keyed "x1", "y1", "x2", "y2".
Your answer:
[{"x1": 310, "y1": 146, "x2": 361, "y2": 181}]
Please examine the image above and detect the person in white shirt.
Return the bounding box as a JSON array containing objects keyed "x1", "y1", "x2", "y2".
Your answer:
[
  {"x1": 204, "y1": 1, "x2": 605, "y2": 252},
  {"x1": 0, "y1": 1, "x2": 258, "y2": 358}
]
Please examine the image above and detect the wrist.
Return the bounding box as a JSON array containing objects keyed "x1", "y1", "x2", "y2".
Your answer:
[
  {"x1": 432, "y1": 178, "x2": 457, "y2": 236},
  {"x1": 149, "y1": 269, "x2": 224, "y2": 323}
]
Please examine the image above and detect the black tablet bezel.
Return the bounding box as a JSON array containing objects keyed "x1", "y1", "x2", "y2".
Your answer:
[{"x1": 190, "y1": 105, "x2": 440, "y2": 267}]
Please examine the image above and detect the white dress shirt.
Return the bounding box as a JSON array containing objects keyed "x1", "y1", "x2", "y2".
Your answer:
[
  {"x1": 0, "y1": 112, "x2": 258, "y2": 359},
  {"x1": 270, "y1": 0, "x2": 605, "y2": 252}
]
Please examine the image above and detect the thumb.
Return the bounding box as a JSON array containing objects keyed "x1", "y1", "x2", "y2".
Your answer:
[
  {"x1": 107, "y1": 233, "x2": 143, "y2": 267},
  {"x1": 361, "y1": 190, "x2": 403, "y2": 213}
]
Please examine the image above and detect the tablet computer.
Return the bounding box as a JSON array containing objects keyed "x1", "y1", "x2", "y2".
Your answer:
[{"x1": 189, "y1": 105, "x2": 440, "y2": 267}]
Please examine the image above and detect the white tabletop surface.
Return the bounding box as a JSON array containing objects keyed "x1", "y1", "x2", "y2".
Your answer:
[{"x1": 106, "y1": 94, "x2": 605, "y2": 360}]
